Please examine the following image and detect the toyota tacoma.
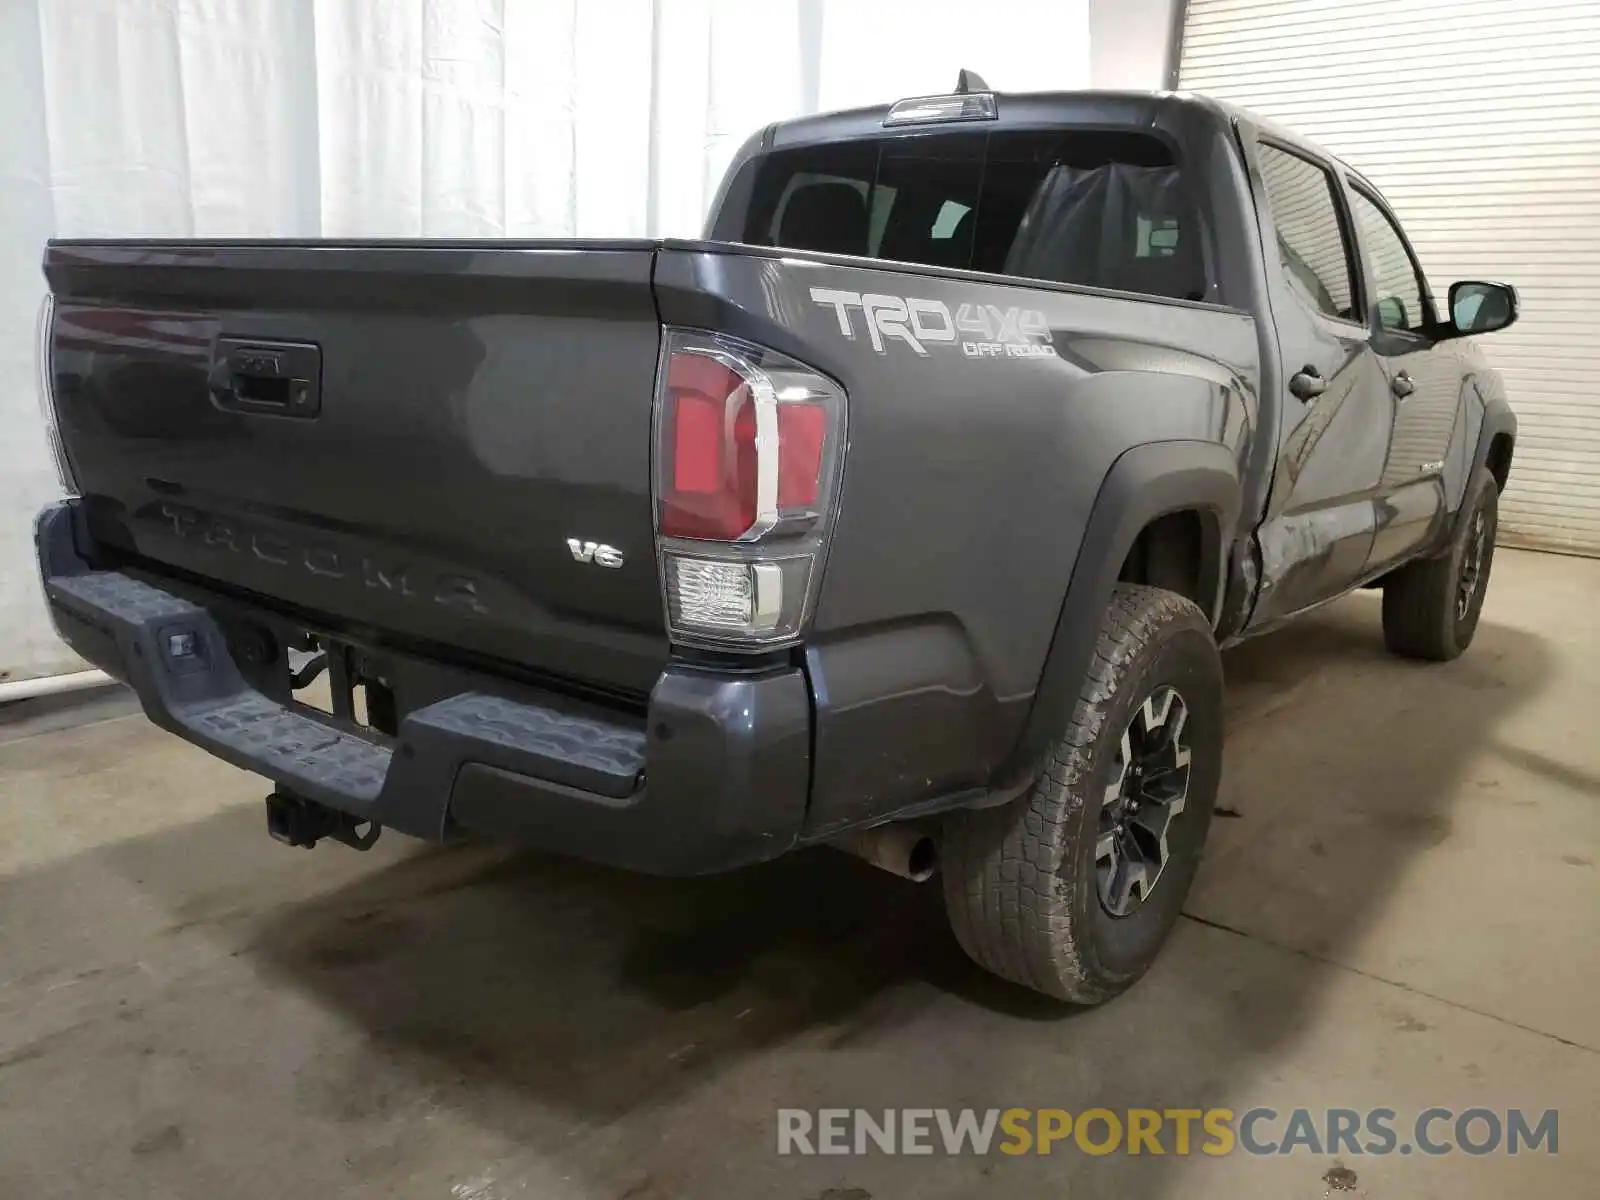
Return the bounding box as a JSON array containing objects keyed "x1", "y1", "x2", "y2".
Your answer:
[{"x1": 32, "y1": 80, "x2": 1519, "y2": 1003}]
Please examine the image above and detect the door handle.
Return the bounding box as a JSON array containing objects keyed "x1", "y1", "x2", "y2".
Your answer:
[
  {"x1": 1391, "y1": 370, "x2": 1416, "y2": 400},
  {"x1": 209, "y1": 338, "x2": 322, "y2": 417},
  {"x1": 1289, "y1": 366, "x2": 1327, "y2": 402}
]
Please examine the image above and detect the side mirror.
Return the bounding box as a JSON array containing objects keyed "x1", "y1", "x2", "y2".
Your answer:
[
  {"x1": 1376, "y1": 296, "x2": 1409, "y2": 331},
  {"x1": 1449, "y1": 280, "x2": 1519, "y2": 336}
]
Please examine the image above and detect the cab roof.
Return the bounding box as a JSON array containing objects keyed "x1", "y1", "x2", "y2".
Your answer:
[
  {"x1": 766, "y1": 89, "x2": 1226, "y2": 148},
  {"x1": 763, "y1": 87, "x2": 1347, "y2": 173}
]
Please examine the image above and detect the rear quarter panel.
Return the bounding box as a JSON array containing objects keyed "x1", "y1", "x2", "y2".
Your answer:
[{"x1": 656, "y1": 247, "x2": 1259, "y2": 833}]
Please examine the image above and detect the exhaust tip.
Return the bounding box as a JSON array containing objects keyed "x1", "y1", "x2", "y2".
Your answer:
[
  {"x1": 905, "y1": 835, "x2": 938, "y2": 883},
  {"x1": 832, "y1": 823, "x2": 938, "y2": 882}
]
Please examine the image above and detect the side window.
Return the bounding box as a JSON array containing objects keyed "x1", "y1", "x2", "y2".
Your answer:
[
  {"x1": 930, "y1": 199, "x2": 970, "y2": 239},
  {"x1": 767, "y1": 172, "x2": 867, "y2": 243},
  {"x1": 1136, "y1": 215, "x2": 1180, "y2": 258},
  {"x1": 1256, "y1": 143, "x2": 1357, "y2": 322},
  {"x1": 1348, "y1": 186, "x2": 1428, "y2": 333}
]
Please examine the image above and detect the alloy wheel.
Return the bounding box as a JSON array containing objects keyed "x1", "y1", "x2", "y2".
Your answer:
[
  {"x1": 1095, "y1": 686, "x2": 1193, "y2": 918},
  {"x1": 1457, "y1": 509, "x2": 1489, "y2": 621}
]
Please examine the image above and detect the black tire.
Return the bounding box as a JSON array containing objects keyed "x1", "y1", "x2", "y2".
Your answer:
[
  {"x1": 941, "y1": 584, "x2": 1224, "y2": 1004},
  {"x1": 1382, "y1": 467, "x2": 1499, "y2": 661}
]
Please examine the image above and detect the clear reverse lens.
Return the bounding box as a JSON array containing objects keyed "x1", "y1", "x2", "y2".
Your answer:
[
  {"x1": 667, "y1": 558, "x2": 771, "y2": 630},
  {"x1": 664, "y1": 553, "x2": 813, "y2": 645}
]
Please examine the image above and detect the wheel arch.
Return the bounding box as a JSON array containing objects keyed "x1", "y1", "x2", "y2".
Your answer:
[
  {"x1": 1456, "y1": 400, "x2": 1517, "y2": 543},
  {"x1": 994, "y1": 440, "x2": 1242, "y2": 791},
  {"x1": 1119, "y1": 509, "x2": 1215, "y2": 615},
  {"x1": 1485, "y1": 429, "x2": 1515, "y2": 493}
]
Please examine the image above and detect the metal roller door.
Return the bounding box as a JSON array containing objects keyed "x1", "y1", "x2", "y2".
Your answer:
[{"x1": 1180, "y1": 0, "x2": 1600, "y2": 553}]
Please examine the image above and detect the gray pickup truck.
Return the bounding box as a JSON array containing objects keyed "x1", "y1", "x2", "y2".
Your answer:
[{"x1": 33, "y1": 81, "x2": 1518, "y2": 1004}]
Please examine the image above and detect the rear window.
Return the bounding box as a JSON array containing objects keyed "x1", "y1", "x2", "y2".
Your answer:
[{"x1": 722, "y1": 129, "x2": 1205, "y2": 302}]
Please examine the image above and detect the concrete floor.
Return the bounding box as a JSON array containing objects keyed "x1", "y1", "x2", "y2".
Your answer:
[{"x1": 1, "y1": 547, "x2": 1596, "y2": 1199}]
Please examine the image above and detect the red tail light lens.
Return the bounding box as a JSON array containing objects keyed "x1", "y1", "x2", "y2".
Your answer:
[
  {"x1": 661, "y1": 353, "x2": 757, "y2": 540},
  {"x1": 652, "y1": 329, "x2": 846, "y2": 649},
  {"x1": 658, "y1": 340, "x2": 836, "y2": 541},
  {"x1": 777, "y1": 404, "x2": 826, "y2": 509}
]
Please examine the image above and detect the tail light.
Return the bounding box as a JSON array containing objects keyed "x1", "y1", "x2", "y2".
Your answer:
[
  {"x1": 652, "y1": 328, "x2": 846, "y2": 649},
  {"x1": 35, "y1": 294, "x2": 77, "y2": 496}
]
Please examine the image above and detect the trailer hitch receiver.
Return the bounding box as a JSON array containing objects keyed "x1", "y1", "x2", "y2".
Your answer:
[{"x1": 265, "y1": 790, "x2": 382, "y2": 851}]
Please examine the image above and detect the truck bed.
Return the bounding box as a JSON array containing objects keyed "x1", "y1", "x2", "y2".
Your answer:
[{"x1": 45, "y1": 236, "x2": 1259, "y2": 825}]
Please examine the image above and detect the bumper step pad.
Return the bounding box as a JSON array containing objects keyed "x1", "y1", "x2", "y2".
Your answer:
[
  {"x1": 415, "y1": 692, "x2": 645, "y2": 797},
  {"x1": 190, "y1": 693, "x2": 392, "y2": 803},
  {"x1": 43, "y1": 566, "x2": 647, "y2": 833}
]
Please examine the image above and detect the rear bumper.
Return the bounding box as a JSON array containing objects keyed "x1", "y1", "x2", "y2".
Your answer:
[{"x1": 35, "y1": 501, "x2": 810, "y2": 875}]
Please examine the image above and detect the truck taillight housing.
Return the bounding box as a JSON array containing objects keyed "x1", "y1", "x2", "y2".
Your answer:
[
  {"x1": 35, "y1": 294, "x2": 77, "y2": 496},
  {"x1": 652, "y1": 328, "x2": 846, "y2": 649}
]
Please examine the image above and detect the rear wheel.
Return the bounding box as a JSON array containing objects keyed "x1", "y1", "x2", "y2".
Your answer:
[
  {"x1": 941, "y1": 584, "x2": 1223, "y2": 1004},
  {"x1": 1382, "y1": 467, "x2": 1499, "y2": 661}
]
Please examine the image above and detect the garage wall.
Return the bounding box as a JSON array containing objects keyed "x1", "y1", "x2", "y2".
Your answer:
[
  {"x1": 1181, "y1": 0, "x2": 1600, "y2": 554},
  {"x1": 1088, "y1": 0, "x2": 1180, "y2": 89},
  {"x1": 0, "y1": 0, "x2": 1090, "y2": 689}
]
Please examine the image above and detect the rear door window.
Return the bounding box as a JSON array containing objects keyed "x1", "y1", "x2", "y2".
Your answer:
[
  {"x1": 1255, "y1": 142, "x2": 1359, "y2": 323},
  {"x1": 727, "y1": 128, "x2": 1208, "y2": 302},
  {"x1": 1347, "y1": 183, "x2": 1430, "y2": 333}
]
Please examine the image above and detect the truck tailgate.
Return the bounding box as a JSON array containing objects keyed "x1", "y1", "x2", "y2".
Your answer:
[{"x1": 45, "y1": 241, "x2": 668, "y2": 699}]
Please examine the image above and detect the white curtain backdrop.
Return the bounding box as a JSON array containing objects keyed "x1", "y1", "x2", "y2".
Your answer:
[{"x1": 0, "y1": 0, "x2": 1089, "y2": 686}]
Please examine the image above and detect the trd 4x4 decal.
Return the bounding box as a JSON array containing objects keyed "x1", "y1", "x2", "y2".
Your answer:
[{"x1": 809, "y1": 288, "x2": 1058, "y2": 359}]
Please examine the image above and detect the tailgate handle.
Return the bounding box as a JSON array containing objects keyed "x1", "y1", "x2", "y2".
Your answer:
[{"x1": 210, "y1": 338, "x2": 322, "y2": 417}]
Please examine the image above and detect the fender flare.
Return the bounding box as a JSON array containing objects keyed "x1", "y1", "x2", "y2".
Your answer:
[
  {"x1": 1454, "y1": 400, "x2": 1517, "y2": 543},
  {"x1": 994, "y1": 440, "x2": 1242, "y2": 790}
]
